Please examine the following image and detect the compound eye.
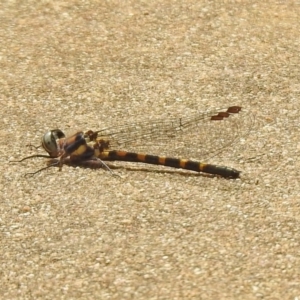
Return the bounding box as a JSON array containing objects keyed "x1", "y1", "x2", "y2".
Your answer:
[
  {"x1": 51, "y1": 129, "x2": 65, "y2": 140},
  {"x1": 41, "y1": 129, "x2": 65, "y2": 155}
]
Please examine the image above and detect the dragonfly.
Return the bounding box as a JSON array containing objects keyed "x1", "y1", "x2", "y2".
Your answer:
[{"x1": 11, "y1": 106, "x2": 249, "y2": 178}]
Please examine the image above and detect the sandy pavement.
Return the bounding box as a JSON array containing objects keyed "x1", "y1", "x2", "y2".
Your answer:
[{"x1": 1, "y1": 1, "x2": 300, "y2": 299}]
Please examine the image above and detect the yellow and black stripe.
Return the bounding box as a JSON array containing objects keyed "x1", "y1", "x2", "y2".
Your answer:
[{"x1": 98, "y1": 150, "x2": 240, "y2": 178}]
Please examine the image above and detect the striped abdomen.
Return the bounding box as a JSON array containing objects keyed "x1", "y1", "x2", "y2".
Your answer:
[{"x1": 98, "y1": 150, "x2": 240, "y2": 179}]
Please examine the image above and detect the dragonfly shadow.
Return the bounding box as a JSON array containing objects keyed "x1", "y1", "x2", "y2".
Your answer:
[{"x1": 61, "y1": 158, "x2": 228, "y2": 179}]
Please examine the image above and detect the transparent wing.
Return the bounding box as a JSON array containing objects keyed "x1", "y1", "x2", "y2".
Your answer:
[{"x1": 93, "y1": 106, "x2": 254, "y2": 160}]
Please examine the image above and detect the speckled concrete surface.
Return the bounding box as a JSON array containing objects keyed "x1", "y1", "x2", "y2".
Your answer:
[{"x1": 1, "y1": 1, "x2": 300, "y2": 299}]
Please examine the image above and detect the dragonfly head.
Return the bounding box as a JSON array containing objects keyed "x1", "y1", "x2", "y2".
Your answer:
[{"x1": 41, "y1": 129, "x2": 66, "y2": 157}]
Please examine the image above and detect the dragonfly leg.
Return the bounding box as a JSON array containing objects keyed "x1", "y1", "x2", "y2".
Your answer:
[{"x1": 24, "y1": 160, "x2": 60, "y2": 177}]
